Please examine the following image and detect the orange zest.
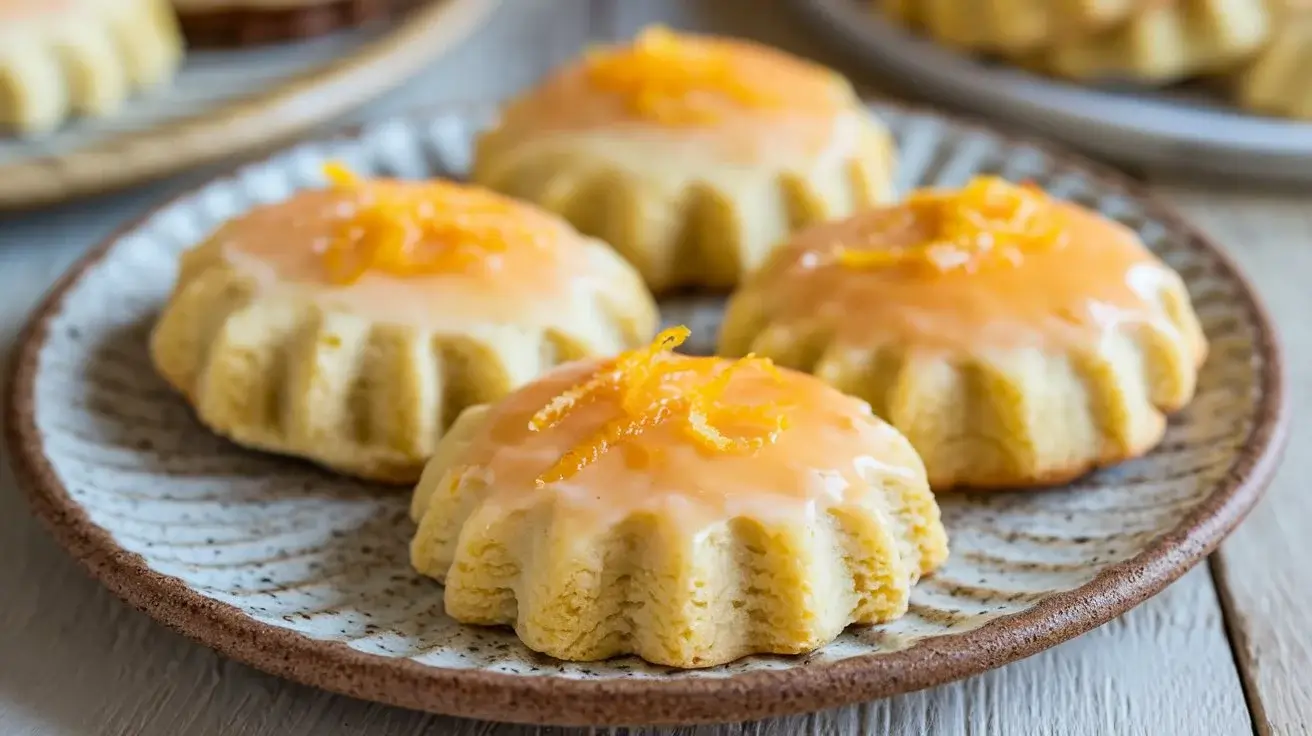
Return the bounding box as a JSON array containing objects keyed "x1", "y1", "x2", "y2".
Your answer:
[
  {"x1": 530, "y1": 326, "x2": 791, "y2": 486},
  {"x1": 584, "y1": 25, "x2": 781, "y2": 125},
  {"x1": 836, "y1": 176, "x2": 1067, "y2": 274},
  {"x1": 318, "y1": 162, "x2": 545, "y2": 284}
]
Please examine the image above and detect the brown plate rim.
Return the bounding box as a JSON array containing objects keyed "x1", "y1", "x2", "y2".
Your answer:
[
  {"x1": 3, "y1": 100, "x2": 1291, "y2": 727},
  {"x1": 0, "y1": 0, "x2": 500, "y2": 212}
]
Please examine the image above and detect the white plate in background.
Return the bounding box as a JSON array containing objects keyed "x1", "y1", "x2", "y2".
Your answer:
[{"x1": 791, "y1": 0, "x2": 1312, "y2": 183}]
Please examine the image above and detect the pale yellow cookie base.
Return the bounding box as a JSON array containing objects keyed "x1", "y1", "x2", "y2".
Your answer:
[
  {"x1": 150, "y1": 239, "x2": 659, "y2": 484},
  {"x1": 472, "y1": 119, "x2": 897, "y2": 294},
  {"x1": 410, "y1": 407, "x2": 949, "y2": 668},
  {"x1": 719, "y1": 277, "x2": 1207, "y2": 491},
  {"x1": 881, "y1": 0, "x2": 1272, "y2": 86},
  {"x1": 0, "y1": 0, "x2": 183, "y2": 135}
]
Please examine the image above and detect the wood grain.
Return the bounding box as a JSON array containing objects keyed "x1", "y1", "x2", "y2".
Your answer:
[
  {"x1": 0, "y1": 0, "x2": 1278, "y2": 733},
  {"x1": 1147, "y1": 183, "x2": 1312, "y2": 736},
  {"x1": 0, "y1": 485, "x2": 1253, "y2": 736}
]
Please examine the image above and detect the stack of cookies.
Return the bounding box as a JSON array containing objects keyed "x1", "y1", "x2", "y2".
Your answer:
[{"x1": 877, "y1": 0, "x2": 1312, "y2": 120}]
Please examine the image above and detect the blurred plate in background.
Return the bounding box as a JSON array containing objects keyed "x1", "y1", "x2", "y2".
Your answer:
[
  {"x1": 0, "y1": 0, "x2": 499, "y2": 212},
  {"x1": 791, "y1": 0, "x2": 1312, "y2": 184}
]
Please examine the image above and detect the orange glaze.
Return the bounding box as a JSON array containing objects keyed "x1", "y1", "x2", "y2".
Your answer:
[
  {"x1": 316, "y1": 165, "x2": 549, "y2": 284},
  {"x1": 835, "y1": 178, "x2": 1067, "y2": 272},
  {"x1": 451, "y1": 357, "x2": 923, "y2": 528},
  {"x1": 528, "y1": 326, "x2": 789, "y2": 484},
  {"x1": 211, "y1": 181, "x2": 604, "y2": 329},
  {"x1": 748, "y1": 195, "x2": 1180, "y2": 353},
  {"x1": 483, "y1": 27, "x2": 858, "y2": 164}
]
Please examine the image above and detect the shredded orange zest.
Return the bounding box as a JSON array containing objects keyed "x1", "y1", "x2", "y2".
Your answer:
[
  {"x1": 322, "y1": 161, "x2": 359, "y2": 188},
  {"x1": 836, "y1": 176, "x2": 1067, "y2": 274},
  {"x1": 584, "y1": 25, "x2": 782, "y2": 124},
  {"x1": 530, "y1": 326, "x2": 790, "y2": 486},
  {"x1": 318, "y1": 162, "x2": 545, "y2": 284},
  {"x1": 528, "y1": 326, "x2": 692, "y2": 433}
]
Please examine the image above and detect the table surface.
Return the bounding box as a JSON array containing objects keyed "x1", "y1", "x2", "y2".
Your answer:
[{"x1": 1, "y1": 1, "x2": 1308, "y2": 734}]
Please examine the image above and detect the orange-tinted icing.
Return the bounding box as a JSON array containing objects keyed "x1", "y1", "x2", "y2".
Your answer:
[
  {"x1": 211, "y1": 176, "x2": 607, "y2": 328},
  {"x1": 583, "y1": 26, "x2": 813, "y2": 125},
  {"x1": 450, "y1": 353, "x2": 922, "y2": 527},
  {"x1": 317, "y1": 164, "x2": 550, "y2": 284},
  {"x1": 484, "y1": 26, "x2": 857, "y2": 163},
  {"x1": 748, "y1": 182, "x2": 1179, "y2": 353},
  {"x1": 529, "y1": 326, "x2": 789, "y2": 485},
  {"x1": 835, "y1": 177, "x2": 1067, "y2": 273}
]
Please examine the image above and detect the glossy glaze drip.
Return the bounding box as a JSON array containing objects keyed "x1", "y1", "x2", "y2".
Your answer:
[
  {"x1": 749, "y1": 192, "x2": 1180, "y2": 353},
  {"x1": 451, "y1": 357, "x2": 922, "y2": 529},
  {"x1": 210, "y1": 182, "x2": 606, "y2": 330},
  {"x1": 484, "y1": 27, "x2": 858, "y2": 163}
]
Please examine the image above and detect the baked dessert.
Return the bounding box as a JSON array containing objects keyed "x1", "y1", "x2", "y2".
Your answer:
[
  {"x1": 880, "y1": 0, "x2": 1270, "y2": 85},
  {"x1": 877, "y1": 0, "x2": 1141, "y2": 55},
  {"x1": 1232, "y1": 0, "x2": 1312, "y2": 119},
  {"x1": 1030, "y1": 0, "x2": 1271, "y2": 84},
  {"x1": 0, "y1": 0, "x2": 183, "y2": 136},
  {"x1": 410, "y1": 326, "x2": 948, "y2": 668},
  {"x1": 151, "y1": 164, "x2": 658, "y2": 483},
  {"x1": 473, "y1": 26, "x2": 897, "y2": 293},
  {"x1": 719, "y1": 177, "x2": 1208, "y2": 490},
  {"x1": 171, "y1": 0, "x2": 390, "y2": 46}
]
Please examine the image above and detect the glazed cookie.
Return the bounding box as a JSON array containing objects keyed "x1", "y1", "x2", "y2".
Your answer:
[
  {"x1": 0, "y1": 0, "x2": 182, "y2": 135},
  {"x1": 410, "y1": 326, "x2": 948, "y2": 667},
  {"x1": 720, "y1": 177, "x2": 1208, "y2": 490},
  {"x1": 473, "y1": 26, "x2": 897, "y2": 292},
  {"x1": 151, "y1": 164, "x2": 659, "y2": 483}
]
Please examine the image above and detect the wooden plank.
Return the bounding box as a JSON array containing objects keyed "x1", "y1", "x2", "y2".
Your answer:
[
  {"x1": 1145, "y1": 182, "x2": 1312, "y2": 736},
  {"x1": 0, "y1": 0, "x2": 1259, "y2": 733}
]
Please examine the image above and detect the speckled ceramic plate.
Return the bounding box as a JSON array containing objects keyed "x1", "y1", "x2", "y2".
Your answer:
[
  {"x1": 790, "y1": 0, "x2": 1312, "y2": 183},
  {"x1": 4, "y1": 102, "x2": 1288, "y2": 727}
]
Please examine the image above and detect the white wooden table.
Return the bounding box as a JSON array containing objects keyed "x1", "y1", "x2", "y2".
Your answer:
[{"x1": 1, "y1": 2, "x2": 1308, "y2": 734}]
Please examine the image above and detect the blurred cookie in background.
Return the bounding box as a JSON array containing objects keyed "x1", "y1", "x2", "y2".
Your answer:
[
  {"x1": 0, "y1": 0, "x2": 183, "y2": 136},
  {"x1": 1232, "y1": 0, "x2": 1312, "y2": 119}
]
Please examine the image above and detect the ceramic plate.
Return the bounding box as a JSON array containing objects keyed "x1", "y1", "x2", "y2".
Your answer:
[
  {"x1": 790, "y1": 0, "x2": 1312, "y2": 184},
  {"x1": 0, "y1": 0, "x2": 498, "y2": 211},
  {"x1": 5, "y1": 103, "x2": 1287, "y2": 727}
]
